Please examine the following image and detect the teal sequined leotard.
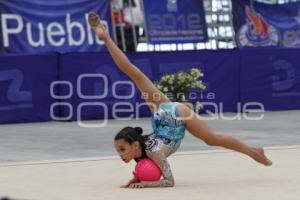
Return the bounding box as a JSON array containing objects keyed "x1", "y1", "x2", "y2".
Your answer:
[{"x1": 144, "y1": 102, "x2": 186, "y2": 154}]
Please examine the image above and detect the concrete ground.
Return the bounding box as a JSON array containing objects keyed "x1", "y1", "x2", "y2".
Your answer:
[{"x1": 0, "y1": 110, "x2": 299, "y2": 199}]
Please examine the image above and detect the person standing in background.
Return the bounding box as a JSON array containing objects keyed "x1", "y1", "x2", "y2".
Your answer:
[{"x1": 111, "y1": 0, "x2": 145, "y2": 51}]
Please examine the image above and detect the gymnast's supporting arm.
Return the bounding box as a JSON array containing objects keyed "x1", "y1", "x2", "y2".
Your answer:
[{"x1": 140, "y1": 152, "x2": 175, "y2": 187}]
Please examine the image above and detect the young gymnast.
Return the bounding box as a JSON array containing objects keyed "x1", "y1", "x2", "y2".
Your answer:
[{"x1": 88, "y1": 12, "x2": 272, "y2": 189}]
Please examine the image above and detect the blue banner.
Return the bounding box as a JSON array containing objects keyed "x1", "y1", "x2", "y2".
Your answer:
[
  {"x1": 240, "y1": 49, "x2": 300, "y2": 110},
  {"x1": 0, "y1": 0, "x2": 111, "y2": 53},
  {"x1": 232, "y1": 1, "x2": 300, "y2": 48},
  {"x1": 0, "y1": 54, "x2": 58, "y2": 124},
  {"x1": 143, "y1": 0, "x2": 208, "y2": 44}
]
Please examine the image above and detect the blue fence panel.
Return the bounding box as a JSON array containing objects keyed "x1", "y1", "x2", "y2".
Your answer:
[
  {"x1": 240, "y1": 48, "x2": 300, "y2": 110},
  {"x1": 58, "y1": 52, "x2": 156, "y2": 121},
  {"x1": 2, "y1": 48, "x2": 299, "y2": 124},
  {"x1": 0, "y1": 53, "x2": 58, "y2": 123},
  {"x1": 58, "y1": 50, "x2": 239, "y2": 121}
]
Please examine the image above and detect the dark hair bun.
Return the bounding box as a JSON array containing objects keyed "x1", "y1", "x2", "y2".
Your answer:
[{"x1": 134, "y1": 127, "x2": 143, "y2": 135}]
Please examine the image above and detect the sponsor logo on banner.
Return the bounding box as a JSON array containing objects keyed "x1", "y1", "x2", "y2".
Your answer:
[
  {"x1": 237, "y1": 6, "x2": 280, "y2": 47},
  {"x1": 282, "y1": 9, "x2": 300, "y2": 47},
  {"x1": 143, "y1": 0, "x2": 208, "y2": 44},
  {"x1": 1, "y1": 14, "x2": 109, "y2": 49},
  {"x1": 0, "y1": 69, "x2": 33, "y2": 111},
  {"x1": 0, "y1": 0, "x2": 111, "y2": 53},
  {"x1": 271, "y1": 59, "x2": 300, "y2": 97},
  {"x1": 234, "y1": 2, "x2": 300, "y2": 48}
]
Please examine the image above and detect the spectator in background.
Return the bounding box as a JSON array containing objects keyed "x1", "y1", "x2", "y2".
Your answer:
[
  {"x1": 112, "y1": 0, "x2": 145, "y2": 51},
  {"x1": 111, "y1": 0, "x2": 126, "y2": 24},
  {"x1": 123, "y1": 0, "x2": 144, "y2": 30}
]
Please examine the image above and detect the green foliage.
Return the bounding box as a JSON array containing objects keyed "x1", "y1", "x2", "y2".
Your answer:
[{"x1": 154, "y1": 68, "x2": 206, "y2": 110}]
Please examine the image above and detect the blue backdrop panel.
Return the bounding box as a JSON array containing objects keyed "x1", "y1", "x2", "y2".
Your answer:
[
  {"x1": 0, "y1": 54, "x2": 58, "y2": 123},
  {"x1": 240, "y1": 48, "x2": 300, "y2": 111},
  {"x1": 59, "y1": 52, "x2": 156, "y2": 121},
  {"x1": 59, "y1": 50, "x2": 239, "y2": 121}
]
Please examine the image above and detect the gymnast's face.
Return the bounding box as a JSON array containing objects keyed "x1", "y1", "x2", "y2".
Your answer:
[{"x1": 114, "y1": 139, "x2": 141, "y2": 163}]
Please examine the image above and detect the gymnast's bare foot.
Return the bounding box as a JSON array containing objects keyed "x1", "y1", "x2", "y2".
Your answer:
[{"x1": 251, "y1": 147, "x2": 273, "y2": 166}]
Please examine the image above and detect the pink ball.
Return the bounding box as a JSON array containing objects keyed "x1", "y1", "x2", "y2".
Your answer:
[{"x1": 135, "y1": 158, "x2": 162, "y2": 181}]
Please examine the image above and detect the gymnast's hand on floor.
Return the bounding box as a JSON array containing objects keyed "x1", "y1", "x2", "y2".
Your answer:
[
  {"x1": 120, "y1": 172, "x2": 140, "y2": 188},
  {"x1": 128, "y1": 182, "x2": 145, "y2": 189},
  {"x1": 88, "y1": 12, "x2": 109, "y2": 42}
]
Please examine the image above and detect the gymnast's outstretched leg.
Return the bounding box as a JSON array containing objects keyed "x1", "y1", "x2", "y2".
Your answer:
[
  {"x1": 177, "y1": 103, "x2": 272, "y2": 166},
  {"x1": 88, "y1": 12, "x2": 170, "y2": 114}
]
